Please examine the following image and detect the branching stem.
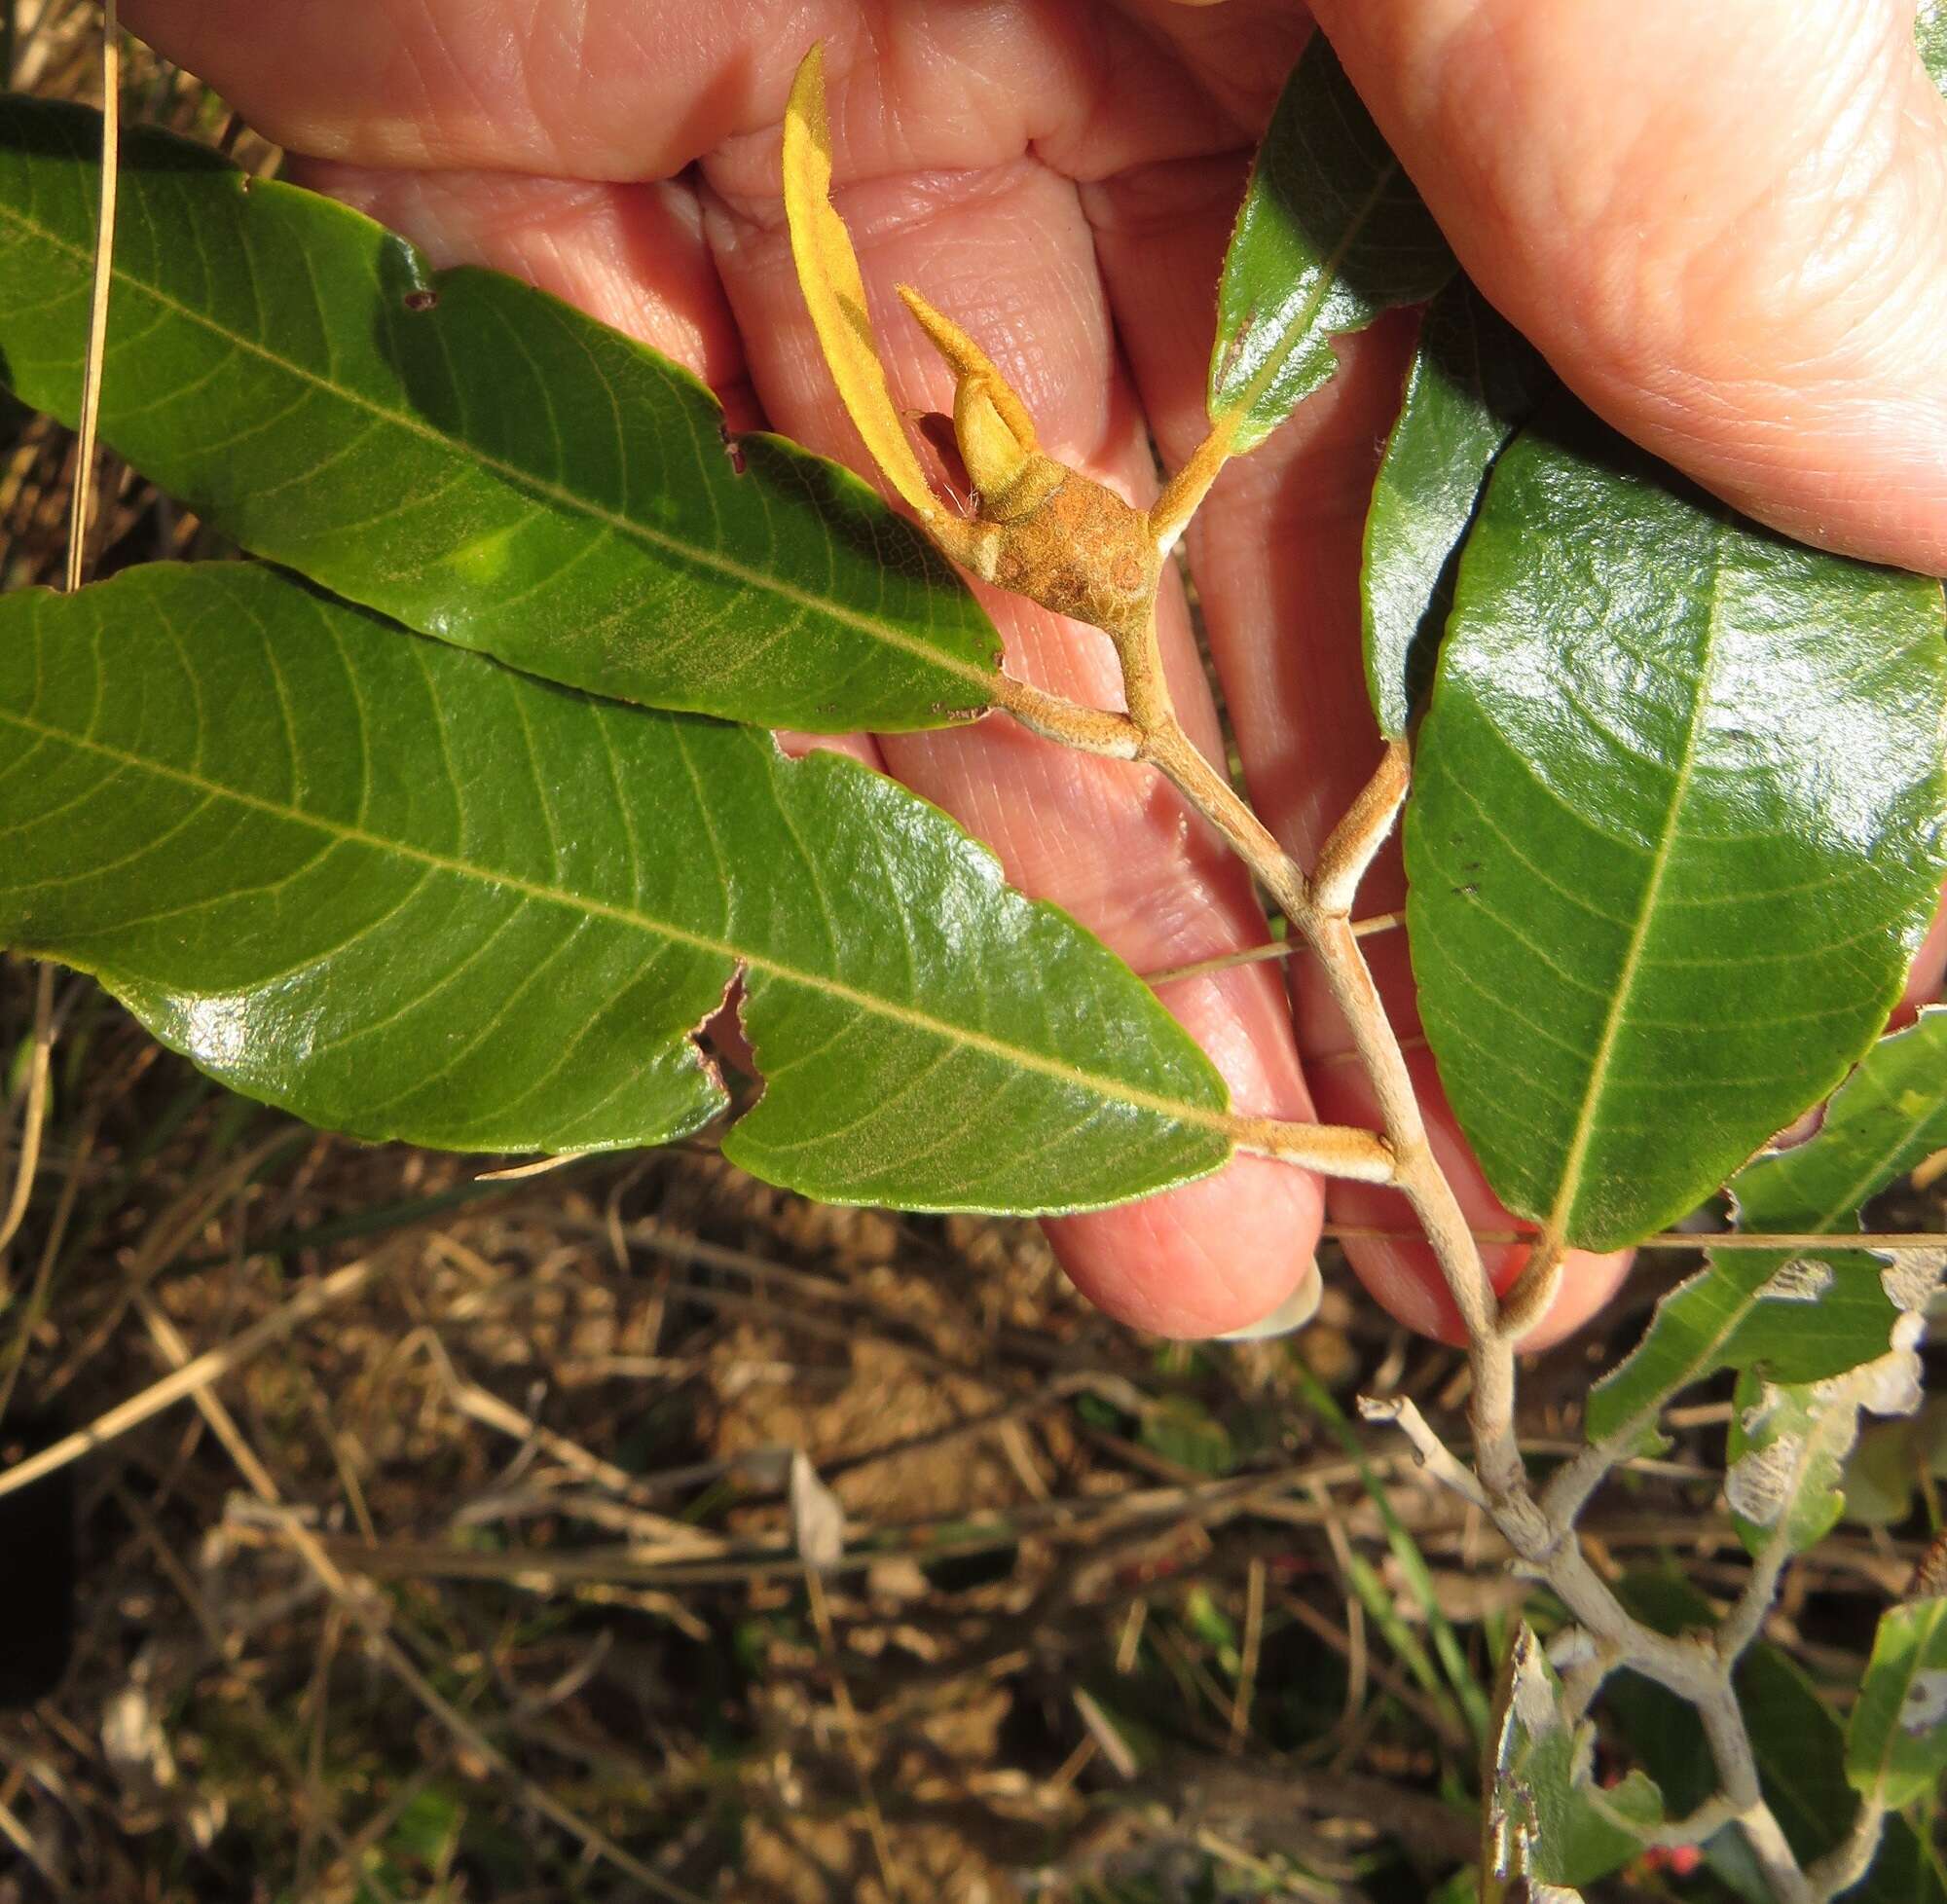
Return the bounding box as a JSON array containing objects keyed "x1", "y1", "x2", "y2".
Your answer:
[
  {"x1": 1806, "y1": 1800, "x2": 1889, "y2": 1904},
  {"x1": 1356, "y1": 1394, "x2": 1488, "y2": 1511},
  {"x1": 989, "y1": 416, "x2": 1817, "y2": 1904},
  {"x1": 1718, "y1": 1523, "x2": 1791, "y2": 1663}
]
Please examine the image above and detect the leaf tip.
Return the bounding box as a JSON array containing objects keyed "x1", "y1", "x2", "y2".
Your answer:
[{"x1": 780, "y1": 42, "x2": 940, "y2": 526}]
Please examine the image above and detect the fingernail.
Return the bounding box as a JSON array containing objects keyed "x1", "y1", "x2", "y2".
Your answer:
[{"x1": 1215, "y1": 1259, "x2": 1322, "y2": 1341}]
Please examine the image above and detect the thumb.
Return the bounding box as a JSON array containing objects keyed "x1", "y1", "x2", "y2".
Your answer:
[{"x1": 1309, "y1": 0, "x2": 1947, "y2": 576}]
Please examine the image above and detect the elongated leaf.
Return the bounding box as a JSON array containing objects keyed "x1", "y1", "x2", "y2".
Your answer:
[
  {"x1": 1405, "y1": 400, "x2": 1947, "y2": 1252},
  {"x1": 1611, "y1": 1573, "x2": 1947, "y2": 1904},
  {"x1": 0, "y1": 563, "x2": 1232, "y2": 1211},
  {"x1": 781, "y1": 46, "x2": 938, "y2": 526},
  {"x1": 1362, "y1": 276, "x2": 1551, "y2": 738},
  {"x1": 1848, "y1": 1597, "x2": 1947, "y2": 1810},
  {"x1": 0, "y1": 99, "x2": 1001, "y2": 732},
  {"x1": 1207, "y1": 34, "x2": 1452, "y2": 454},
  {"x1": 1588, "y1": 1009, "x2": 1947, "y2": 1442}
]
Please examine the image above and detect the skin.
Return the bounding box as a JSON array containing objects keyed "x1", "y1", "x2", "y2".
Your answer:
[{"x1": 118, "y1": 0, "x2": 1947, "y2": 1345}]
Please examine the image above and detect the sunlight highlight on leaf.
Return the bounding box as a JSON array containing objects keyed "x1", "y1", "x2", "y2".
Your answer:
[{"x1": 0, "y1": 565, "x2": 1236, "y2": 1213}]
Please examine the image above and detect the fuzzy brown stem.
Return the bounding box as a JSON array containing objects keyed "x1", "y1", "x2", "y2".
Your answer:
[
  {"x1": 1311, "y1": 736, "x2": 1411, "y2": 917},
  {"x1": 1230, "y1": 1117, "x2": 1398, "y2": 1181},
  {"x1": 1123, "y1": 691, "x2": 1510, "y2": 1476},
  {"x1": 1148, "y1": 421, "x2": 1236, "y2": 557},
  {"x1": 990, "y1": 674, "x2": 1142, "y2": 757}
]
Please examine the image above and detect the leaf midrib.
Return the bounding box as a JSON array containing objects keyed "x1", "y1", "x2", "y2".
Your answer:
[
  {"x1": 1, "y1": 702, "x2": 1230, "y2": 1138},
  {"x1": 1855, "y1": 1602, "x2": 1945, "y2": 1804},
  {"x1": 1219, "y1": 156, "x2": 1400, "y2": 429},
  {"x1": 1744, "y1": 1366, "x2": 1860, "y2": 1554},
  {"x1": 0, "y1": 182, "x2": 998, "y2": 696},
  {"x1": 1544, "y1": 524, "x2": 1726, "y2": 1244}
]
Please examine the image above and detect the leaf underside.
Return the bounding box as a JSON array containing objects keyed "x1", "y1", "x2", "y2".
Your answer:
[
  {"x1": 1207, "y1": 32, "x2": 1453, "y2": 455},
  {"x1": 0, "y1": 564, "x2": 1232, "y2": 1213},
  {"x1": 0, "y1": 98, "x2": 1000, "y2": 732},
  {"x1": 1406, "y1": 400, "x2": 1947, "y2": 1253},
  {"x1": 1361, "y1": 275, "x2": 1552, "y2": 739},
  {"x1": 1588, "y1": 1008, "x2": 1947, "y2": 1441},
  {"x1": 1724, "y1": 1359, "x2": 1911, "y2": 1560}
]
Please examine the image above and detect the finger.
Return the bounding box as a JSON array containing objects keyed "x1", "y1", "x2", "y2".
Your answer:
[
  {"x1": 1309, "y1": 0, "x2": 1947, "y2": 575},
  {"x1": 703, "y1": 147, "x2": 1328, "y2": 1337},
  {"x1": 123, "y1": 0, "x2": 1239, "y2": 183},
  {"x1": 1084, "y1": 154, "x2": 1630, "y2": 1346},
  {"x1": 1896, "y1": 887, "x2": 1947, "y2": 1023}
]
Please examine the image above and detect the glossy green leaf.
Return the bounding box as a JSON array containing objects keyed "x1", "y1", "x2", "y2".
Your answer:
[
  {"x1": 1405, "y1": 401, "x2": 1947, "y2": 1253},
  {"x1": 0, "y1": 99, "x2": 1001, "y2": 732},
  {"x1": 1587, "y1": 1009, "x2": 1947, "y2": 1444},
  {"x1": 1848, "y1": 1597, "x2": 1947, "y2": 1810},
  {"x1": 1611, "y1": 1573, "x2": 1947, "y2": 1904},
  {"x1": 1489, "y1": 1628, "x2": 1663, "y2": 1889},
  {"x1": 0, "y1": 563, "x2": 1232, "y2": 1210},
  {"x1": 1362, "y1": 276, "x2": 1551, "y2": 738},
  {"x1": 1207, "y1": 34, "x2": 1452, "y2": 455}
]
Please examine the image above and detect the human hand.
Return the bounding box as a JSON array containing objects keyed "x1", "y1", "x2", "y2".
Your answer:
[{"x1": 117, "y1": 0, "x2": 1947, "y2": 1345}]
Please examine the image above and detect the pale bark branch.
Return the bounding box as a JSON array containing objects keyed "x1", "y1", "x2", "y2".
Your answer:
[{"x1": 994, "y1": 449, "x2": 1818, "y2": 1904}]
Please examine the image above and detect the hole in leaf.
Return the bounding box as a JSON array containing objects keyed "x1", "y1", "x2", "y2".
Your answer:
[{"x1": 402, "y1": 288, "x2": 440, "y2": 313}]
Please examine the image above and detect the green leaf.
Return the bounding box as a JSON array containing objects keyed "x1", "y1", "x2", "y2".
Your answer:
[
  {"x1": 1849, "y1": 1597, "x2": 1947, "y2": 1810},
  {"x1": 1207, "y1": 33, "x2": 1452, "y2": 454},
  {"x1": 1489, "y1": 1628, "x2": 1664, "y2": 1889},
  {"x1": 1724, "y1": 1343, "x2": 1924, "y2": 1559},
  {"x1": 1587, "y1": 1009, "x2": 1947, "y2": 1443},
  {"x1": 0, "y1": 563, "x2": 1232, "y2": 1212},
  {"x1": 1405, "y1": 400, "x2": 1947, "y2": 1253},
  {"x1": 1362, "y1": 276, "x2": 1551, "y2": 738},
  {"x1": 1611, "y1": 1572, "x2": 1947, "y2": 1904},
  {"x1": 0, "y1": 99, "x2": 1001, "y2": 732}
]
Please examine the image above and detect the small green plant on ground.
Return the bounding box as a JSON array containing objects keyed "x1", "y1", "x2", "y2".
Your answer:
[{"x1": 2, "y1": 10, "x2": 1946, "y2": 1899}]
